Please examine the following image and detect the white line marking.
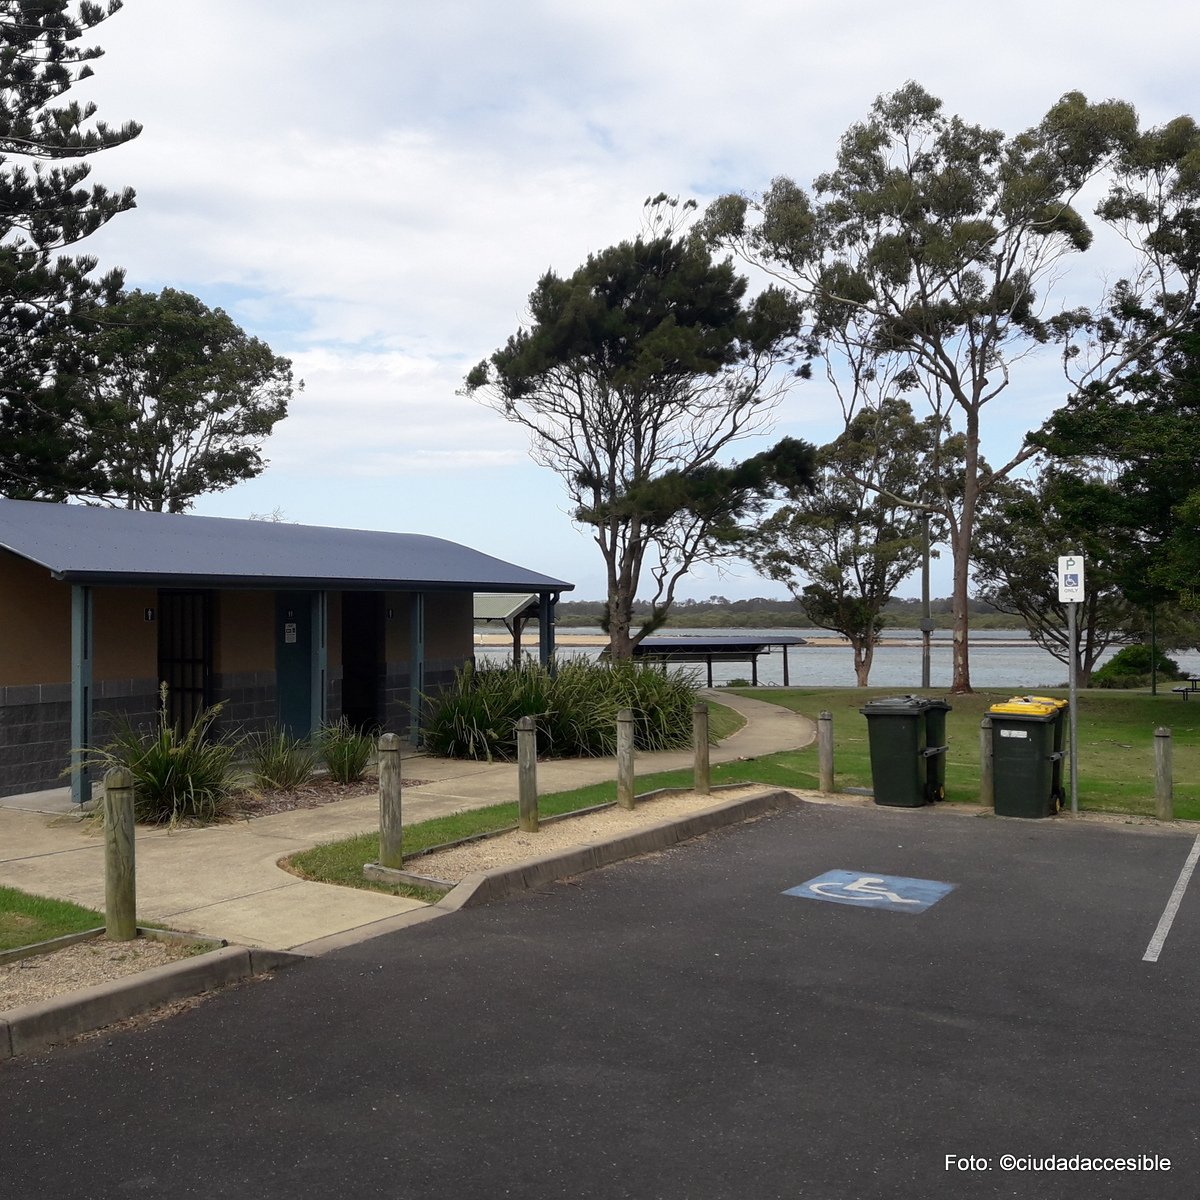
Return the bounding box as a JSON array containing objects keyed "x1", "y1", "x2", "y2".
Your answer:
[{"x1": 1144, "y1": 836, "x2": 1200, "y2": 963}]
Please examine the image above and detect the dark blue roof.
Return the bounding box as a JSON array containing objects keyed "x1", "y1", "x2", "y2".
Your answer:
[
  {"x1": 633, "y1": 635, "x2": 806, "y2": 654},
  {"x1": 0, "y1": 498, "x2": 572, "y2": 593}
]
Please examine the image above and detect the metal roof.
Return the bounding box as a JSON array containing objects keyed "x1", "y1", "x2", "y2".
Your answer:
[
  {"x1": 473, "y1": 593, "x2": 540, "y2": 622},
  {"x1": 633, "y1": 635, "x2": 807, "y2": 653},
  {"x1": 0, "y1": 498, "x2": 573, "y2": 592}
]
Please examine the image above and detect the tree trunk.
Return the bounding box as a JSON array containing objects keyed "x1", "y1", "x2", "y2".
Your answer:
[
  {"x1": 950, "y1": 410, "x2": 980, "y2": 694},
  {"x1": 853, "y1": 640, "x2": 874, "y2": 686}
]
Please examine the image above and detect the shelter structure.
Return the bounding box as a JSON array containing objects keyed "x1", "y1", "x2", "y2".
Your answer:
[
  {"x1": 473, "y1": 593, "x2": 541, "y2": 666},
  {"x1": 629, "y1": 634, "x2": 807, "y2": 687},
  {"x1": 0, "y1": 499, "x2": 571, "y2": 802}
]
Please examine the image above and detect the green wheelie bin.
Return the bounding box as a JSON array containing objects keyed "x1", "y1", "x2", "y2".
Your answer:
[
  {"x1": 988, "y1": 699, "x2": 1064, "y2": 818},
  {"x1": 859, "y1": 696, "x2": 952, "y2": 807},
  {"x1": 1010, "y1": 695, "x2": 1069, "y2": 805}
]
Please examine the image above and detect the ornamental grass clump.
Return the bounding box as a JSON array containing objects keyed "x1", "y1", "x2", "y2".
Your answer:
[
  {"x1": 319, "y1": 718, "x2": 376, "y2": 784},
  {"x1": 421, "y1": 657, "x2": 698, "y2": 762},
  {"x1": 247, "y1": 725, "x2": 318, "y2": 792},
  {"x1": 83, "y1": 687, "x2": 241, "y2": 826}
]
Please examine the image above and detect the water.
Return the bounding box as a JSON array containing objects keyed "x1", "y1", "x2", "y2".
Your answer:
[{"x1": 477, "y1": 627, "x2": 1200, "y2": 691}]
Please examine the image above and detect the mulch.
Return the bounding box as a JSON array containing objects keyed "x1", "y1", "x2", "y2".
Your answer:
[{"x1": 226, "y1": 776, "x2": 432, "y2": 820}]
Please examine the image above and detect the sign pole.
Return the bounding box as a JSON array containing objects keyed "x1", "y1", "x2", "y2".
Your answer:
[
  {"x1": 1058, "y1": 555, "x2": 1085, "y2": 816},
  {"x1": 1067, "y1": 600, "x2": 1079, "y2": 814}
]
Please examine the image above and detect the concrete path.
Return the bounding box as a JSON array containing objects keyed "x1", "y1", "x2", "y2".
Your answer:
[{"x1": 0, "y1": 692, "x2": 813, "y2": 950}]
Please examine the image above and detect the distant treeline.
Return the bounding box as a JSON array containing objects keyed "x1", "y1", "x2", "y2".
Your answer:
[{"x1": 547, "y1": 596, "x2": 1025, "y2": 631}]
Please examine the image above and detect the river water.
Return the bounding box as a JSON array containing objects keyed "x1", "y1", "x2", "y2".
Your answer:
[{"x1": 476, "y1": 627, "x2": 1200, "y2": 691}]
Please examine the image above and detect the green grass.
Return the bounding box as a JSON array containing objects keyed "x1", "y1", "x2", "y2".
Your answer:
[
  {"x1": 0, "y1": 885, "x2": 103, "y2": 953},
  {"x1": 730, "y1": 686, "x2": 1200, "y2": 819}
]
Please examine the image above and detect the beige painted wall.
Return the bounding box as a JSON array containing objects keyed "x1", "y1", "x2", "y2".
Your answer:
[
  {"x1": 212, "y1": 591, "x2": 274, "y2": 673},
  {"x1": 94, "y1": 586, "x2": 158, "y2": 679},
  {"x1": 0, "y1": 551, "x2": 69, "y2": 684}
]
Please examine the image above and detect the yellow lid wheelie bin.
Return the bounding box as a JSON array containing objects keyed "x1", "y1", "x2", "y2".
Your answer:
[{"x1": 988, "y1": 700, "x2": 1064, "y2": 818}]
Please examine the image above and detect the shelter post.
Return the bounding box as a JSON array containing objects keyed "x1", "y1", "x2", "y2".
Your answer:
[
  {"x1": 310, "y1": 590, "x2": 328, "y2": 735},
  {"x1": 70, "y1": 584, "x2": 93, "y2": 806},
  {"x1": 538, "y1": 591, "x2": 557, "y2": 668},
  {"x1": 409, "y1": 592, "x2": 425, "y2": 741}
]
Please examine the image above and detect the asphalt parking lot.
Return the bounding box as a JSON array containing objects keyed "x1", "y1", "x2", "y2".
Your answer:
[{"x1": 4, "y1": 800, "x2": 1200, "y2": 1199}]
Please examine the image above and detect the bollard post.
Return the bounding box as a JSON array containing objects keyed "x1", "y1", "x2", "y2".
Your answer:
[
  {"x1": 1155, "y1": 727, "x2": 1174, "y2": 821},
  {"x1": 378, "y1": 733, "x2": 404, "y2": 868},
  {"x1": 817, "y1": 711, "x2": 834, "y2": 794},
  {"x1": 980, "y1": 716, "x2": 994, "y2": 809},
  {"x1": 693, "y1": 702, "x2": 710, "y2": 796},
  {"x1": 103, "y1": 767, "x2": 137, "y2": 941},
  {"x1": 517, "y1": 715, "x2": 539, "y2": 832},
  {"x1": 617, "y1": 708, "x2": 635, "y2": 810}
]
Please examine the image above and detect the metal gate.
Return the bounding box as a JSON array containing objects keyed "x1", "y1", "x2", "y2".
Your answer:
[{"x1": 157, "y1": 590, "x2": 212, "y2": 730}]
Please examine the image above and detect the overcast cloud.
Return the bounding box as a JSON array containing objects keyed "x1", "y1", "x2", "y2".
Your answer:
[{"x1": 64, "y1": 0, "x2": 1200, "y2": 599}]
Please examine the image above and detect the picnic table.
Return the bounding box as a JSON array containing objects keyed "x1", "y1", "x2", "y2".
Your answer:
[{"x1": 1171, "y1": 677, "x2": 1200, "y2": 699}]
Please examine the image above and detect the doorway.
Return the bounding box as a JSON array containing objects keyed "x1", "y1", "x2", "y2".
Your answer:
[
  {"x1": 158, "y1": 590, "x2": 213, "y2": 730},
  {"x1": 341, "y1": 591, "x2": 384, "y2": 731}
]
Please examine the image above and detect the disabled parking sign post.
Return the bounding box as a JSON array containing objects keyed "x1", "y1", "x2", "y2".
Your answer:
[
  {"x1": 784, "y1": 870, "x2": 956, "y2": 914},
  {"x1": 1058, "y1": 554, "x2": 1085, "y2": 814}
]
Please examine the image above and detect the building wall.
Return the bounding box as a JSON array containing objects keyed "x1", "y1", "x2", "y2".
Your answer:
[{"x1": 0, "y1": 571, "x2": 485, "y2": 796}]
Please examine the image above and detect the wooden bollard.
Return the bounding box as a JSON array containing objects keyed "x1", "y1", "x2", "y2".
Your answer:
[
  {"x1": 617, "y1": 708, "x2": 635, "y2": 810},
  {"x1": 979, "y1": 716, "x2": 994, "y2": 808},
  {"x1": 378, "y1": 732, "x2": 404, "y2": 869},
  {"x1": 1155, "y1": 727, "x2": 1174, "y2": 821},
  {"x1": 517, "y1": 715, "x2": 539, "y2": 832},
  {"x1": 693, "y1": 702, "x2": 710, "y2": 795},
  {"x1": 103, "y1": 767, "x2": 137, "y2": 941},
  {"x1": 817, "y1": 710, "x2": 834, "y2": 793}
]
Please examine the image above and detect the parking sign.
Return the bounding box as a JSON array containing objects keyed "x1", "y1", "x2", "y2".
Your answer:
[{"x1": 1058, "y1": 554, "x2": 1085, "y2": 603}]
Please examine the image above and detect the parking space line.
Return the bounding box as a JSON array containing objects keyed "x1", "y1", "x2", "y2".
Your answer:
[{"x1": 1143, "y1": 836, "x2": 1200, "y2": 963}]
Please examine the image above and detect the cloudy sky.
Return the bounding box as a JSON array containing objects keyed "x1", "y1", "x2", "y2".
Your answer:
[{"x1": 69, "y1": 0, "x2": 1200, "y2": 600}]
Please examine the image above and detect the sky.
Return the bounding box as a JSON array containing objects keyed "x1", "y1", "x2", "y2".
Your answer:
[{"x1": 63, "y1": 0, "x2": 1200, "y2": 601}]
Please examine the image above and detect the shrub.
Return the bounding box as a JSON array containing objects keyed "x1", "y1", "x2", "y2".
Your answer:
[
  {"x1": 319, "y1": 718, "x2": 376, "y2": 783},
  {"x1": 1092, "y1": 644, "x2": 1183, "y2": 689},
  {"x1": 82, "y1": 687, "x2": 240, "y2": 825},
  {"x1": 421, "y1": 657, "x2": 698, "y2": 761},
  {"x1": 247, "y1": 725, "x2": 318, "y2": 791}
]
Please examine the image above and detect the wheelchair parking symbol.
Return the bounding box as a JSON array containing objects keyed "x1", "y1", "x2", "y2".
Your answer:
[{"x1": 784, "y1": 870, "x2": 955, "y2": 914}]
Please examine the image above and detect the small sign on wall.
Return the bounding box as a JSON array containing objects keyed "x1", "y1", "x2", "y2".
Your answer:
[
  {"x1": 144, "y1": 608, "x2": 155, "y2": 622},
  {"x1": 284, "y1": 622, "x2": 298, "y2": 645}
]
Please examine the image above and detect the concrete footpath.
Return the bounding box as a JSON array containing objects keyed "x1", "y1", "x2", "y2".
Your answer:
[{"x1": 0, "y1": 692, "x2": 813, "y2": 952}]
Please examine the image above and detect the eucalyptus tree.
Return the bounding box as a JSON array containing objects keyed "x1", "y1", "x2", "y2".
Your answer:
[
  {"x1": 465, "y1": 223, "x2": 816, "y2": 658},
  {"x1": 0, "y1": 0, "x2": 140, "y2": 499},
  {"x1": 703, "y1": 83, "x2": 1200, "y2": 691},
  {"x1": 744, "y1": 398, "x2": 943, "y2": 685}
]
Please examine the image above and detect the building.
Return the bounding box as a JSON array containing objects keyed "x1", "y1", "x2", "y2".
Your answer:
[{"x1": 0, "y1": 499, "x2": 571, "y2": 801}]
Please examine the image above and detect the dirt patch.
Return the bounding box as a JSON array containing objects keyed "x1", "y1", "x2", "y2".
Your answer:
[{"x1": 225, "y1": 776, "x2": 429, "y2": 820}]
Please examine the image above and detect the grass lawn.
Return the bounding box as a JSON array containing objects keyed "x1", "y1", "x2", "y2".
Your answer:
[
  {"x1": 0, "y1": 886, "x2": 103, "y2": 954},
  {"x1": 731, "y1": 686, "x2": 1200, "y2": 820}
]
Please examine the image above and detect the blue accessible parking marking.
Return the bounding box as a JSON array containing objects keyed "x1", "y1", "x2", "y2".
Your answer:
[{"x1": 784, "y1": 870, "x2": 956, "y2": 914}]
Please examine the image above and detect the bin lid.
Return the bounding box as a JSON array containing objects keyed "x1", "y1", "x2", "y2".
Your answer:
[
  {"x1": 989, "y1": 700, "x2": 1058, "y2": 719},
  {"x1": 1010, "y1": 694, "x2": 1069, "y2": 711},
  {"x1": 860, "y1": 695, "x2": 929, "y2": 715}
]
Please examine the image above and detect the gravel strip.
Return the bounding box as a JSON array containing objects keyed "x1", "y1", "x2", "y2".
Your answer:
[
  {"x1": 0, "y1": 938, "x2": 195, "y2": 1011},
  {"x1": 414, "y1": 786, "x2": 767, "y2": 883}
]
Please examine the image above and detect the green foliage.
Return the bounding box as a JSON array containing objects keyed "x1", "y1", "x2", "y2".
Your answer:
[
  {"x1": 318, "y1": 718, "x2": 376, "y2": 784},
  {"x1": 0, "y1": 1, "x2": 140, "y2": 499},
  {"x1": 421, "y1": 658, "x2": 699, "y2": 762},
  {"x1": 247, "y1": 725, "x2": 318, "y2": 792},
  {"x1": 71, "y1": 288, "x2": 296, "y2": 511},
  {"x1": 83, "y1": 690, "x2": 240, "y2": 826},
  {"x1": 1091, "y1": 645, "x2": 1184, "y2": 689},
  {"x1": 465, "y1": 210, "x2": 815, "y2": 658}
]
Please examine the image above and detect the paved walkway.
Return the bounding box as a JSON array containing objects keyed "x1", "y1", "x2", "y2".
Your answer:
[{"x1": 0, "y1": 692, "x2": 813, "y2": 950}]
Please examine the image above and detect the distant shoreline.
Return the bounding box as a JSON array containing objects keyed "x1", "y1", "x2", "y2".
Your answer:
[{"x1": 474, "y1": 633, "x2": 1034, "y2": 649}]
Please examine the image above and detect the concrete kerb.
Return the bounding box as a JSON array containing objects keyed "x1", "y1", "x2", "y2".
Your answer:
[
  {"x1": 437, "y1": 788, "x2": 799, "y2": 910},
  {"x1": 0, "y1": 942, "x2": 306, "y2": 1061}
]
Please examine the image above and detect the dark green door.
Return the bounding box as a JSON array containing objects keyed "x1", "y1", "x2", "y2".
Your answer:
[{"x1": 276, "y1": 592, "x2": 312, "y2": 739}]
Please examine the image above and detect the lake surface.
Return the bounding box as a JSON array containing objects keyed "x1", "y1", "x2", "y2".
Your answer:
[{"x1": 477, "y1": 627, "x2": 1200, "y2": 691}]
